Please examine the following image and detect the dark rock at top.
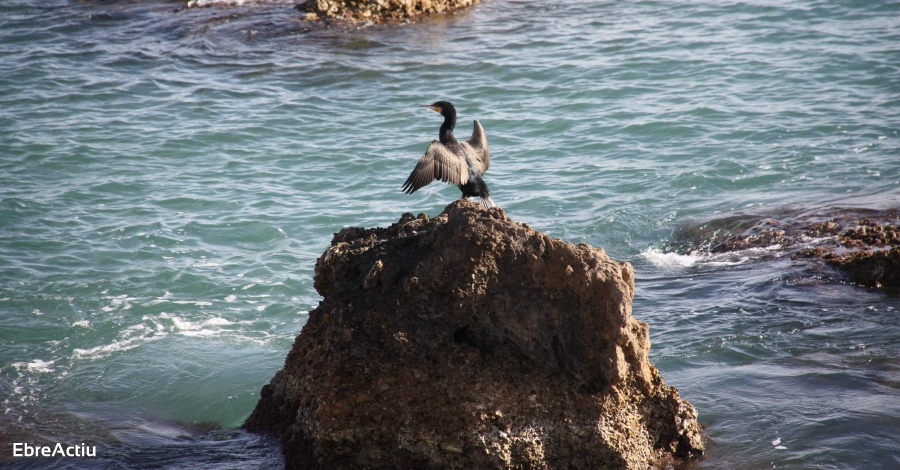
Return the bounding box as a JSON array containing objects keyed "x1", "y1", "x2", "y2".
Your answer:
[{"x1": 243, "y1": 199, "x2": 704, "y2": 469}]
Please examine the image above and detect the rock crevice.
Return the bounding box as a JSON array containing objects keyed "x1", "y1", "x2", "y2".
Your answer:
[{"x1": 244, "y1": 200, "x2": 703, "y2": 469}]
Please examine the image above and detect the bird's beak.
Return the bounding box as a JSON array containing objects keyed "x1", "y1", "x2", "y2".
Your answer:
[{"x1": 420, "y1": 104, "x2": 441, "y2": 113}]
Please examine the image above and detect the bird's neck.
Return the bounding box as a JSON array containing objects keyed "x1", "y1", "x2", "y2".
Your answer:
[{"x1": 439, "y1": 115, "x2": 457, "y2": 144}]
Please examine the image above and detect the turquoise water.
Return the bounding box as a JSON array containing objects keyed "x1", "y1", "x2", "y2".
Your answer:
[{"x1": 2, "y1": 0, "x2": 899, "y2": 468}]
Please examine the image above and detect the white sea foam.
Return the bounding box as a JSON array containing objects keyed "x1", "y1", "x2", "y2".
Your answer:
[
  {"x1": 73, "y1": 324, "x2": 166, "y2": 360},
  {"x1": 642, "y1": 247, "x2": 703, "y2": 268},
  {"x1": 102, "y1": 294, "x2": 137, "y2": 312},
  {"x1": 194, "y1": 261, "x2": 221, "y2": 267},
  {"x1": 797, "y1": 236, "x2": 835, "y2": 247},
  {"x1": 172, "y1": 316, "x2": 220, "y2": 337},
  {"x1": 224, "y1": 294, "x2": 237, "y2": 302},
  {"x1": 642, "y1": 244, "x2": 784, "y2": 269},
  {"x1": 142, "y1": 312, "x2": 249, "y2": 339},
  {"x1": 73, "y1": 336, "x2": 149, "y2": 359},
  {"x1": 69, "y1": 304, "x2": 275, "y2": 362},
  {"x1": 188, "y1": 0, "x2": 250, "y2": 6},
  {"x1": 12, "y1": 359, "x2": 56, "y2": 373}
]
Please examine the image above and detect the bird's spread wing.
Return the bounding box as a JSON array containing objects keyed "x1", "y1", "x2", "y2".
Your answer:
[
  {"x1": 465, "y1": 119, "x2": 490, "y2": 175},
  {"x1": 401, "y1": 141, "x2": 469, "y2": 194}
]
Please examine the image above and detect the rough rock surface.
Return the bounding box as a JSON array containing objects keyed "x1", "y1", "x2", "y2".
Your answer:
[
  {"x1": 243, "y1": 199, "x2": 704, "y2": 469},
  {"x1": 794, "y1": 217, "x2": 900, "y2": 288},
  {"x1": 812, "y1": 247, "x2": 900, "y2": 289},
  {"x1": 297, "y1": 0, "x2": 478, "y2": 22},
  {"x1": 669, "y1": 209, "x2": 900, "y2": 289}
]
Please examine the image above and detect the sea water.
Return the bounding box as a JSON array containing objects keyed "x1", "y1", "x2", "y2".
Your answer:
[{"x1": 1, "y1": 0, "x2": 899, "y2": 468}]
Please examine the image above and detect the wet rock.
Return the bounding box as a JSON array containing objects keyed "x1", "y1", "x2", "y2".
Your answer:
[
  {"x1": 296, "y1": 0, "x2": 479, "y2": 22},
  {"x1": 830, "y1": 247, "x2": 900, "y2": 288},
  {"x1": 841, "y1": 218, "x2": 900, "y2": 248},
  {"x1": 793, "y1": 216, "x2": 900, "y2": 288},
  {"x1": 243, "y1": 199, "x2": 704, "y2": 469},
  {"x1": 709, "y1": 220, "x2": 787, "y2": 253},
  {"x1": 795, "y1": 245, "x2": 900, "y2": 289},
  {"x1": 670, "y1": 209, "x2": 900, "y2": 289}
]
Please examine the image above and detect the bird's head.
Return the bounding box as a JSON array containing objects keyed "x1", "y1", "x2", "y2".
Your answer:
[{"x1": 421, "y1": 101, "x2": 456, "y2": 119}]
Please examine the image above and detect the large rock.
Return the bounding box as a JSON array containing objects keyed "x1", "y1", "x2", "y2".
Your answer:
[{"x1": 244, "y1": 199, "x2": 704, "y2": 469}]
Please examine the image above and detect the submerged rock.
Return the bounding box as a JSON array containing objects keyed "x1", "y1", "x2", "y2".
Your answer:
[
  {"x1": 823, "y1": 218, "x2": 900, "y2": 288},
  {"x1": 244, "y1": 199, "x2": 703, "y2": 469},
  {"x1": 669, "y1": 209, "x2": 900, "y2": 289},
  {"x1": 296, "y1": 0, "x2": 479, "y2": 22},
  {"x1": 178, "y1": 0, "x2": 472, "y2": 23},
  {"x1": 795, "y1": 218, "x2": 900, "y2": 288},
  {"x1": 793, "y1": 216, "x2": 900, "y2": 288},
  {"x1": 820, "y1": 247, "x2": 900, "y2": 289}
]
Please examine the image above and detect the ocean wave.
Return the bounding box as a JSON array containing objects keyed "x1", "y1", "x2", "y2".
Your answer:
[
  {"x1": 11, "y1": 359, "x2": 56, "y2": 374},
  {"x1": 73, "y1": 324, "x2": 167, "y2": 360},
  {"x1": 641, "y1": 245, "x2": 783, "y2": 269}
]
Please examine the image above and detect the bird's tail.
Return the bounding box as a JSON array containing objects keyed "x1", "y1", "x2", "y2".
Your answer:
[{"x1": 480, "y1": 196, "x2": 499, "y2": 210}]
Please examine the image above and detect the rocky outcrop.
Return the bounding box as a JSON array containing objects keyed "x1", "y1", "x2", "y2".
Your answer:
[
  {"x1": 793, "y1": 216, "x2": 900, "y2": 288},
  {"x1": 820, "y1": 247, "x2": 900, "y2": 288},
  {"x1": 244, "y1": 199, "x2": 704, "y2": 469},
  {"x1": 296, "y1": 0, "x2": 479, "y2": 22},
  {"x1": 667, "y1": 209, "x2": 900, "y2": 289},
  {"x1": 796, "y1": 220, "x2": 900, "y2": 288}
]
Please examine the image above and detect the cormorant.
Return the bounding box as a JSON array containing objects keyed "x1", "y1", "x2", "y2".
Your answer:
[{"x1": 401, "y1": 101, "x2": 497, "y2": 209}]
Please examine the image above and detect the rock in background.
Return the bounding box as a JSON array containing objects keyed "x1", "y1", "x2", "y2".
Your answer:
[
  {"x1": 795, "y1": 218, "x2": 900, "y2": 288},
  {"x1": 664, "y1": 209, "x2": 900, "y2": 289},
  {"x1": 297, "y1": 0, "x2": 479, "y2": 21},
  {"x1": 244, "y1": 199, "x2": 704, "y2": 469}
]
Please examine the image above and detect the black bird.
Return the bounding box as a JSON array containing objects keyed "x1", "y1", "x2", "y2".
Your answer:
[{"x1": 401, "y1": 101, "x2": 497, "y2": 209}]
